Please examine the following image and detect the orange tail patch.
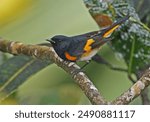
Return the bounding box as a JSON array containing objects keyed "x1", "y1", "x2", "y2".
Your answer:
[{"x1": 103, "y1": 25, "x2": 120, "y2": 38}]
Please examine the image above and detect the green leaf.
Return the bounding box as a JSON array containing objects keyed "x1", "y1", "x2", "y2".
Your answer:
[
  {"x1": 0, "y1": 55, "x2": 50, "y2": 102},
  {"x1": 111, "y1": 0, "x2": 150, "y2": 74},
  {"x1": 83, "y1": 0, "x2": 150, "y2": 74},
  {"x1": 0, "y1": 53, "x2": 8, "y2": 65}
]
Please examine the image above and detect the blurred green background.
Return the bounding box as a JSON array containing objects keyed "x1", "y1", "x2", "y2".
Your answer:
[{"x1": 0, "y1": 0, "x2": 141, "y2": 104}]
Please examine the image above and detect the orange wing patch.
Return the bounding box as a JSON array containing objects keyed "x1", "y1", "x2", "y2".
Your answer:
[
  {"x1": 103, "y1": 25, "x2": 120, "y2": 38},
  {"x1": 65, "y1": 52, "x2": 77, "y2": 61},
  {"x1": 84, "y1": 39, "x2": 95, "y2": 52}
]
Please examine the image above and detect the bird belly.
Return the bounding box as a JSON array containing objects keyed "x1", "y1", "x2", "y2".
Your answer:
[{"x1": 79, "y1": 49, "x2": 99, "y2": 61}]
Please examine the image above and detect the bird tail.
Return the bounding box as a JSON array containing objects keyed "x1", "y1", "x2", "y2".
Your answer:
[{"x1": 100, "y1": 13, "x2": 130, "y2": 38}]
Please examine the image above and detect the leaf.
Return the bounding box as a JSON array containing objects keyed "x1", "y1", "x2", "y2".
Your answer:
[
  {"x1": 0, "y1": 55, "x2": 51, "y2": 102},
  {"x1": 110, "y1": 0, "x2": 150, "y2": 74},
  {"x1": 0, "y1": 53, "x2": 8, "y2": 65},
  {"x1": 92, "y1": 14, "x2": 113, "y2": 27},
  {"x1": 83, "y1": 0, "x2": 150, "y2": 74}
]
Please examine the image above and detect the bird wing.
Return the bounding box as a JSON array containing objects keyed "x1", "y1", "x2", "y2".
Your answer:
[{"x1": 66, "y1": 37, "x2": 87, "y2": 58}]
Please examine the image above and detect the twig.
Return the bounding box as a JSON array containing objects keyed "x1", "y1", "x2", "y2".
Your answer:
[
  {"x1": 111, "y1": 67, "x2": 150, "y2": 105},
  {"x1": 0, "y1": 39, "x2": 107, "y2": 105}
]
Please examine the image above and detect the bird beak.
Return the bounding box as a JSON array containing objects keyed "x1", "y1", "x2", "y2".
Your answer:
[{"x1": 46, "y1": 38, "x2": 55, "y2": 44}]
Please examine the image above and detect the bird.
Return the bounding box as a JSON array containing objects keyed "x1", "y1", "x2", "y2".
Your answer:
[{"x1": 46, "y1": 14, "x2": 130, "y2": 69}]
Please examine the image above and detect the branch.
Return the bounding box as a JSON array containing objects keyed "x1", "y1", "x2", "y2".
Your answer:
[
  {"x1": 0, "y1": 39, "x2": 107, "y2": 105},
  {"x1": 0, "y1": 39, "x2": 150, "y2": 105},
  {"x1": 111, "y1": 68, "x2": 150, "y2": 104},
  {"x1": 136, "y1": 65, "x2": 150, "y2": 104}
]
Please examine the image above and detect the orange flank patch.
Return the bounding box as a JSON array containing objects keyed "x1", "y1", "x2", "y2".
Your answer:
[
  {"x1": 103, "y1": 25, "x2": 120, "y2": 38},
  {"x1": 84, "y1": 39, "x2": 95, "y2": 52},
  {"x1": 65, "y1": 52, "x2": 77, "y2": 61}
]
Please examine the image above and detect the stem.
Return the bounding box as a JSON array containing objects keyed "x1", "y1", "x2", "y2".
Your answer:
[{"x1": 128, "y1": 34, "x2": 135, "y2": 75}]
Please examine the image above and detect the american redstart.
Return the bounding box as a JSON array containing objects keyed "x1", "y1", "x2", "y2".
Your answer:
[{"x1": 46, "y1": 14, "x2": 130, "y2": 69}]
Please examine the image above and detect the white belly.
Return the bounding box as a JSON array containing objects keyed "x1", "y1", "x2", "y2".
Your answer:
[{"x1": 78, "y1": 49, "x2": 98, "y2": 61}]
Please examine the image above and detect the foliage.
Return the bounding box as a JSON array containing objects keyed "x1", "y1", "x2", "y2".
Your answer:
[
  {"x1": 0, "y1": 55, "x2": 49, "y2": 102},
  {"x1": 84, "y1": 0, "x2": 150, "y2": 75}
]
